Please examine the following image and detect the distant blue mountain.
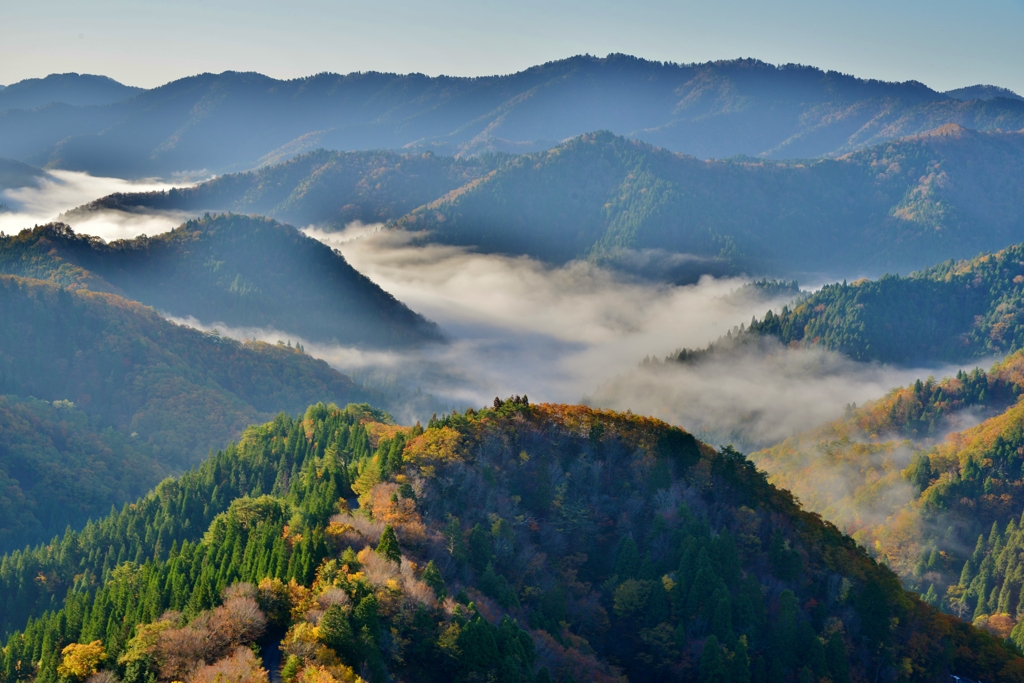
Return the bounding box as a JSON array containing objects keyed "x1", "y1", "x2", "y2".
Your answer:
[
  {"x1": 2, "y1": 55, "x2": 1023, "y2": 177},
  {"x1": 945, "y1": 84, "x2": 1023, "y2": 102},
  {"x1": 0, "y1": 73, "x2": 141, "y2": 112}
]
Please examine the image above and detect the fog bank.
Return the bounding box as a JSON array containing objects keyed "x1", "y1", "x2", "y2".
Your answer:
[{"x1": 0, "y1": 170, "x2": 189, "y2": 240}]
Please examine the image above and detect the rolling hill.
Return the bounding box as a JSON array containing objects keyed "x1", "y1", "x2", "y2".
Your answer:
[
  {"x1": 0, "y1": 274, "x2": 371, "y2": 468},
  {"x1": 749, "y1": 352, "x2": 1024, "y2": 631},
  {"x1": 0, "y1": 400, "x2": 1019, "y2": 682},
  {"x1": 0, "y1": 394, "x2": 168, "y2": 554},
  {"x1": 667, "y1": 239, "x2": 1024, "y2": 366},
  {"x1": 0, "y1": 215, "x2": 441, "y2": 347},
  {"x1": 3, "y1": 55, "x2": 1024, "y2": 177}
]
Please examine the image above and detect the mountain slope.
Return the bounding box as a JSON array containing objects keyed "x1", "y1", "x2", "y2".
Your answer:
[
  {"x1": 395, "y1": 128, "x2": 1024, "y2": 276},
  {"x1": 89, "y1": 127, "x2": 1024, "y2": 279},
  {"x1": 0, "y1": 216, "x2": 441, "y2": 347},
  {"x1": 0, "y1": 394, "x2": 168, "y2": 554},
  {"x1": 0, "y1": 400, "x2": 1019, "y2": 682},
  {"x1": 3, "y1": 56, "x2": 1024, "y2": 177},
  {"x1": 0, "y1": 73, "x2": 142, "y2": 112},
  {"x1": 745, "y1": 351, "x2": 1024, "y2": 646},
  {"x1": 0, "y1": 274, "x2": 369, "y2": 466},
  {"x1": 668, "y1": 239, "x2": 1024, "y2": 366},
  {"x1": 71, "y1": 149, "x2": 500, "y2": 229}
]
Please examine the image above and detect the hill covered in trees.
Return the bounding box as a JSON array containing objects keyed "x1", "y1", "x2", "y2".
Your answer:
[
  {"x1": 668, "y1": 239, "x2": 1024, "y2": 366},
  {"x1": 0, "y1": 274, "x2": 371, "y2": 469},
  {"x1": 3, "y1": 55, "x2": 1024, "y2": 177},
  {"x1": 749, "y1": 351, "x2": 1024, "y2": 639},
  {"x1": 0, "y1": 395, "x2": 168, "y2": 554},
  {"x1": 0, "y1": 399, "x2": 1019, "y2": 683},
  {"x1": 0, "y1": 216, "x2": 440, "y2": 347},
  {"x1": 395, "y1": 127, "x2": 1024, "y2": 277}
]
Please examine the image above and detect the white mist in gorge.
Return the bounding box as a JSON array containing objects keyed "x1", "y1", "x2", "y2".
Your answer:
[
  {"x1": 0, "y1": 171, "x2": 189, "y2": 240},
  {"x1": 300, "y1": 223, "x2": 966, "y2": 444}
]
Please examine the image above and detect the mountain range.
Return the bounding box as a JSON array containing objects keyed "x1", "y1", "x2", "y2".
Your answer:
[
  {"x1": 86, "y1": 125, "x2": 1024, "y2": 279},
  {"x1": 2, "y1": 55, "x2": 1024, "y2": 178}
]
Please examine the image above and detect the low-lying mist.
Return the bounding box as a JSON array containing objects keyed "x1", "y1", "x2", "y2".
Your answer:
[
  {"x1": 0, "y1": 170, "x2": 190, "y2": 240},
  {"x1": 3, "y1": 171, "x2": 973, "y2": 454}
]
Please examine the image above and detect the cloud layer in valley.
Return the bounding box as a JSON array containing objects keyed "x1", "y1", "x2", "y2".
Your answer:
[{"x1": 0, "y1": 170, "x2": 190, "y2": 240}]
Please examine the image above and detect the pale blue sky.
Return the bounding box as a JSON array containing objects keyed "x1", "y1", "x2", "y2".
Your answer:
[{"x1": 3, "y1": 0, "x2": 1022, "y2": 93}]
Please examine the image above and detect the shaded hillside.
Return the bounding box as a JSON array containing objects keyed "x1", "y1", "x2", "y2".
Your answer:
[
  {"x1": 3, "y1": 56, "x2": 1024, "y2": 177},
  {"x1": 72, "y1": 149, "x2": 500, "y2": 229},
  {"x1": 668, "y1": 240, "x2": 1024, "y2": 366},
  {"x1": 1, "y1": 400, "x2": 1019, "y2": 683},
  {"x1": 0, "y1": 216, "x2": 441, "y2": 346},
  {"x1": 394, "y1": 127, "x2": 1024, "y2": 276},
  {"x1": 0, "y1": 395, "x2": 168, "y2": 554},
  {"x1": 0, "y1": 274, "x2": 369, "y2": 466},
  {"x1": 0, "y1": 158, "x2": 45, "y2": 192},
  {"x1": 749, "y1": 352, "x2": 1024, "y2": 637},
  {"x1": 0, "y1": 73, "x2": 142, "y2": 112}
]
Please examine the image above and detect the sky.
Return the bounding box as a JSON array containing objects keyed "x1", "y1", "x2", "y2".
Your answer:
[{"x1": 1, "y1": 0, "x2": 1022, "y2": 94}]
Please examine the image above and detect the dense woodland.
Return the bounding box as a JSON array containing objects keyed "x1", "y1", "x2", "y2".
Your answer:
[
  {"x1": 398, "y1": 127, "x2": 1024, "y2": 277},
  {"x1": 0, "y1": 395, "x2": 167, "y2": 554},
  {"x1": 670, "y1": 240, "x2": 1024, "y2": 366},
  {"x1": 0, "y1": 274, "x2": 372, "y2": 472},
  {"x1": 0, "y1": 217, "x2": 440, "y2": 347},
  {"x1": 750, "y1": 351, "x2": 1024, "y2": 634},
  {"x1": 0, "y1": 400, "x2": 1019, "y2": 683}
]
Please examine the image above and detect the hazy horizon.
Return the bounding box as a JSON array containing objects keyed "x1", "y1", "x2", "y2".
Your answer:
[{"x1": 4, "y1": 0, "x2": 1023, "y2": 94}]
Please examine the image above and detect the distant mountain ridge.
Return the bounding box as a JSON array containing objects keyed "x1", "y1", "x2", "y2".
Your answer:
[
  {"x1": 77, "y1": 127, "x2": 1024, "y2": 279},
  {"x1": 0, "y1": 73, "x2": 142, "y2": 112},
  {"x1": 3, "y1": 55, "x2": 1024, "y2": 177},
  {"x1": 945, "y1": 85, "x2": 1023, "y2": 102}
]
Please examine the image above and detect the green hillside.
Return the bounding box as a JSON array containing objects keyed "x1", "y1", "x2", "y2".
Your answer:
[
  {"x1": 0, "y1": 274, "x2": 369, "y2": 467},
  {"x1": 72, "y1": 149, "x2": 500, "y2": 229},
  {"x1": 0, "y1": 395, "x2": 167, "y2": 554},
  {"x1": 669, "y1": 240, "x2": 1024, "y2": 366},
  {"x1": 0, "y1": 216, "x2": 441, "y2": 347},
  {"x1": 0, "y1": 400, "x2": 1019, "y2": 683},
  {"x1": 394, "y1": 127, "x2": 1024, "y2": 277}
]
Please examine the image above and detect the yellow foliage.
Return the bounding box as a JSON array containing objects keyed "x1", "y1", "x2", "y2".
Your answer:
[
  {"x1": 402, "y1": 427, "x2": 464, "y2": 473},
  {"x1": 297, "y1": 664, "x2": 365, "y2": 683},
  {"x1": 57, "y1": 641, "x2": 107, "y2": 681}
]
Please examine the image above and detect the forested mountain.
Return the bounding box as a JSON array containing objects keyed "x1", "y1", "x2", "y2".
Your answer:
[
  {"x1": 3, "y1": 55, "x2": 1024, "y2": 177},
  {"x1": 0, "y1": 216, "x2": 441, "y2": 346},
  {"x1": 0, "y1": 274, "x2": 370, "y2": 468},
  {"x1": 0, "y1": 74, "x2": 142, "y2": 113},
  {"x1": 394, "y1": 127, "x2": 1024, "y2": 276},
  {"x1": 668, "y1": 239, "x2": 1024, "y2": 366},
  {"x1": 71, "y1": 150, "x2": 501, "y2": 229},
  {"x1": 746, "y1": 350, "x2": 1024, "y2": 648},
  {"x1": 0, "y1": 395, "x2": 168, "y2": 554},
  {"x1": 90, "y1": 126, "x2": 1024, "y2": 279},
  {"x1": 945, "y1": 85, "x2": 1023, "y2": 102},
  {"x1": 0, "y1": 399, "x2": 1019, "y2": 683}
]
